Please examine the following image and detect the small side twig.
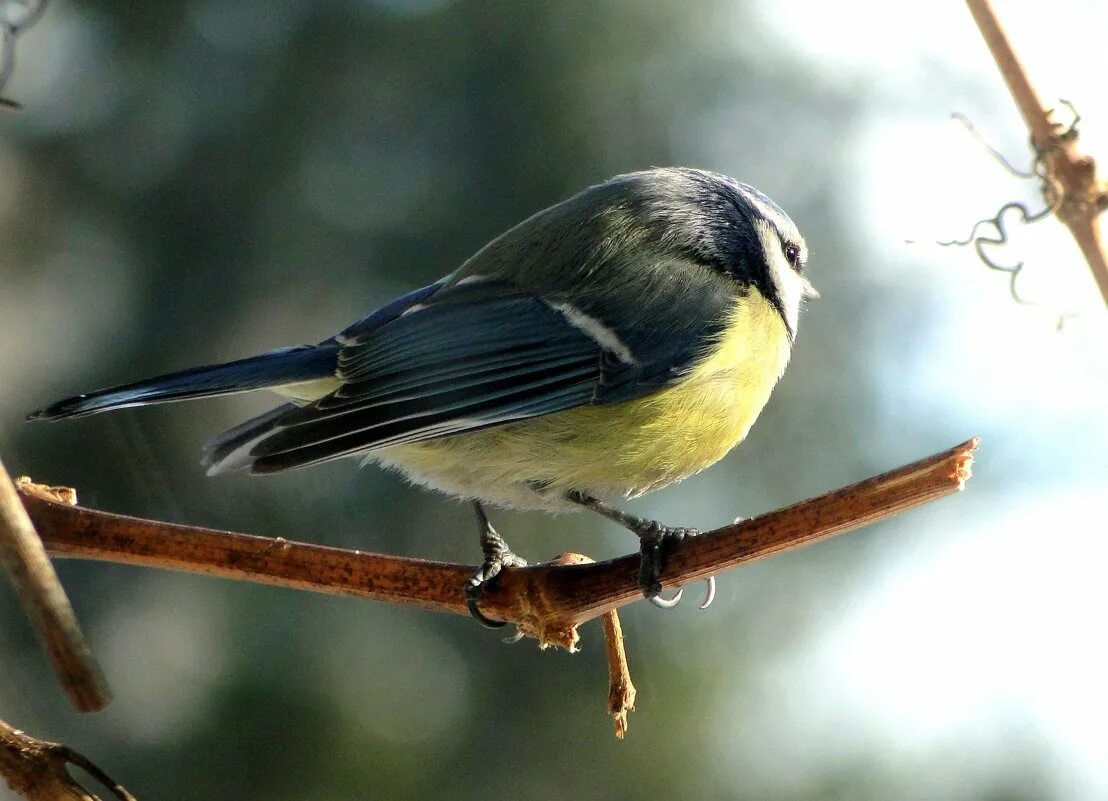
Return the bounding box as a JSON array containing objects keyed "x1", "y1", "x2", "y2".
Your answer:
[
  {"x1": 20, "y1": 439, "x2": 978, "y2": 648},
  {"x1": 0, "y1": 717, "x2": 136, "y2": 801},
  {"x1": 545, "y1": 552, "x2": 637, "y2": 738},
  {"x1": 950, "y1": 112, "x2": 1037, "y2": 179},
  {"x1": 601, "y1": 601, "x2": 635, "y2": 739},
  {"x1": 0, "y1": 463, "x2": 110, "y2": 712}
]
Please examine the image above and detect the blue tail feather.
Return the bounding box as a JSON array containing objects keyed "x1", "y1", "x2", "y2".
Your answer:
[{"x1": 28, "y1": 345, "x2": 338, "y2": 421}]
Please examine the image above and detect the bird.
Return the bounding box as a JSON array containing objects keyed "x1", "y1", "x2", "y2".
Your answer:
[{"x1": 29, "y1": 167, "x2": 816, "y2": 627}]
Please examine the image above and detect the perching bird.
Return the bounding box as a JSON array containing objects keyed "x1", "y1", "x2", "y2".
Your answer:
[{"x1": 29, "y1": 167, "x2": 816, "y2": 627}]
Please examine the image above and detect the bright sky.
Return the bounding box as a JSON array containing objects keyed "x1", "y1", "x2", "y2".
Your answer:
[{"x1": 715, "y1": 2, "x2": 1108, "y2": 797}]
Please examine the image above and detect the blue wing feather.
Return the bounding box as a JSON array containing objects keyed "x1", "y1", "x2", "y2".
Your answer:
[
  {"x1": 225, "y1": 276, "x2": 730, "y2": 474},
  {"x1": 336, "y1": 280, "x2": 446, "y2": 344},
  {"x1": 245, "y1": 284, "x2": 603, "y2": 471},
  {"x1": 587, "y1": 280, "x2": 729, "y2": 403}
]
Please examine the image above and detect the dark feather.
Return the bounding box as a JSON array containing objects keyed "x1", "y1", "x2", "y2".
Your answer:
[
  {"x1": 28, "y1": 346, "x2": 337, "y2": 422},
  {"x1": 205, "y1": 271, "x2": 735, "y2": 473}
]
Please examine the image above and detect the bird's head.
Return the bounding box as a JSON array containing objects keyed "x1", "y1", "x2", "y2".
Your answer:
[{"x1": 603, "y1": 167, "x2": 817, "y2": 340}]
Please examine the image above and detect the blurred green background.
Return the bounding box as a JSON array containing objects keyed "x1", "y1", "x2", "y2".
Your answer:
[{"x1": 2, "y1": 1, "x2": 1106, "y2": 799}]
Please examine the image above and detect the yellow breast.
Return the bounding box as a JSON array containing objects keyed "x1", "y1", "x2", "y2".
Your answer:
[
  {"x1": 378, "y1": 289, "x2": 792, "y2": 510},
  {"x1": 570, "y1": 287, "x2": 792, "y2": 493}
]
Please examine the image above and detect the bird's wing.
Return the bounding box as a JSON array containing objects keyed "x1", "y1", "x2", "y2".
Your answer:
[{"x1": 241, "y1": 276, "x2": 727, "y2": 473}]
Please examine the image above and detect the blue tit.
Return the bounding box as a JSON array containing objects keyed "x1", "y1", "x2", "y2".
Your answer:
[{"x1": 29, "y1": 167, "x2": 816, "y2": 626}]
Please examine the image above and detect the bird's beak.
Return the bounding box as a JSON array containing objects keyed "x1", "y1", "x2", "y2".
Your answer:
[{"x1": 801, "y1": 276, "x2": 820, "y2": 300}]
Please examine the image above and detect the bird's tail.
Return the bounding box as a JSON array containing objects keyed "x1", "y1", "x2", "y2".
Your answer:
[{"x1": 27, "y1": 345, "x2": 338, "y2": 422}]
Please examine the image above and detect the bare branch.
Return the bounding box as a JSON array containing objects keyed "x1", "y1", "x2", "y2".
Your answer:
[
  {"x1": 0, "y1": 464, "x2": 110, "y2": 713},
  {"x1": 966, "y1": 0, "x2": 1108, "y2": 306},
  {"x1": 0, "y1": 717, "x2": 136, "y2": 800},
  {"x1": 20, "y1": 439, "x2": 978, "y2": 650}
]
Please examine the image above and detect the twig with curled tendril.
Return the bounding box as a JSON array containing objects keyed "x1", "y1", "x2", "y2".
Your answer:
[
  {"x1": 938, "y1": 202, "x2": 1053, "y2": 306},
  {"x1": 0, "y1": 0, "x2": 48, "y2": 110},
  {"x1": 951, "y1": 112, "x2": 1037, "y2": 179},
  {"x1": 940, "y1": 104, "x2": 1084, "y2": 312},
  {"x1": 963, "y1": 0, "x2": 1108, "y2": 308}
]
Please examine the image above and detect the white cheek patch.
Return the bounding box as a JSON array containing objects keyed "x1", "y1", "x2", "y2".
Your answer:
[
  {"x1": 547, "y1": 301, "x2": 639, "y2": 365},
  {"x1": 752, "y1": 218, "x2": 808, "y2": 337}
]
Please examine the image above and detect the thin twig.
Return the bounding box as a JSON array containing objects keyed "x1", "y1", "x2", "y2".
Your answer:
[
  {"x1": 542, "y1": 552, "x2": 637, "y2": 737},
  {"x1": 966, "y1": 0, "x2": 1108, "y2": 306},
  {"x1": 0, "y1": 717, "x2": 136, "y2": 800},
  {"x1": 0, "y1": 0, "x2": 48, "y2": 109},
  {"x1": 601, "y1": 604, "x2": 635, "y2": 739},
  {"x1": 20, "y1": 439, "x2": 978, "y2": 651},
  {"x1": 951, "y1": 112, "x2": 1036, "y2": 179},
  {"x1": 0, "y1": 463, "x2": 110, "y2": 713}
]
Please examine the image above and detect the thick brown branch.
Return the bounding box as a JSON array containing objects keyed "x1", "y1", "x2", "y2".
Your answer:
[
  {"x1": 20, "y1": 439, "x2": 977, "y2": 649},
  {"x1": 0, "y1": 463, "x2": 110, "y2": 713},
  {"x1": 966, "y1": 0, "x2": 1108, "y2": 306}
]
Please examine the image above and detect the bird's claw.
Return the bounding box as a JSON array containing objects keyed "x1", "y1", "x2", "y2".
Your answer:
[
  {"x1": 698, "y1": 575, "x2": 717, "y2": 610},
  {"x1": 645, "y1": 576, "x2": 715, "y2": 610},
  {"x1": 636, "y1": 524, "x2": 717, "y2": 610},
  {"x1": 501, "y1": 628, "x2": 526, "y2": 644},
  {"x1": 633, "y1": 522, "x2": 717, "y2": 611},
  {"x1": 464, "y1": 550, "x2": 527, "y2": 629},
  {"x1": 649, "y1": 588, "x2": 684, "y2": 609},
  {"x1": 464, "y1": 579, "x2": 506, "y2": 629}
]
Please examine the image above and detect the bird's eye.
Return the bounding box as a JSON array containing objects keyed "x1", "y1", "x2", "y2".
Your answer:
[{"x1": 783, "y1": 243, "x2": 802, "y2": 271}]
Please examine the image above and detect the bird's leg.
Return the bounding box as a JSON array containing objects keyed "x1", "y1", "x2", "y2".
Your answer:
[
  {"x1": 565, "y1": 491, "x2": 716, "y2": 610},
  {"x1": 464, "y1": 501, "x2": 528, "y2": 629}
]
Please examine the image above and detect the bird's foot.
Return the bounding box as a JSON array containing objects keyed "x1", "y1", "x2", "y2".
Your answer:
[
  {"x1": 466, "y1": 502, "x2": 528, "y2": 629},
  {"x1": 464, "y1": 547, "x2": 527, "y2": 629},
  {"x1": 563, "y1": 491, "x2": 716, "y2": 611},
  {"x1": 634, "y1": 521, "x2": 715, "y2": 610}
]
